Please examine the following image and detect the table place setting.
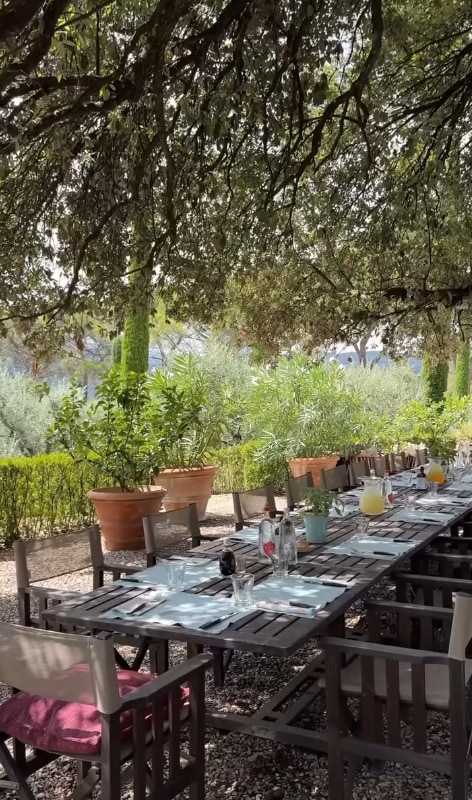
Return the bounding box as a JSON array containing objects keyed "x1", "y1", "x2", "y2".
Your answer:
[
  {"x1": 102, "y1": 590, "x2": 253, "y2": 632},
  {"x1": 328, "y1": 504, "x2": 358, "y2": 519},
  {"x1": 416, "y1": 494, "x2": 471, "y2": 507},
  {"x1": 230, "y1": 526, "x2": 304, "y2": 545},
  {"x1": 390, "y1": 508, "x2": 456, "y2": 525},
  {"x1": 326, "y1": 535, "x2": 417, "y2": 559},
  {"x1": 117, "y1": 558, "x2": 222, "y2": 590}
]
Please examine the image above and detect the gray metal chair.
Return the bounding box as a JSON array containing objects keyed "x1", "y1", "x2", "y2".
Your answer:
[
  {"x1": 285, "y1": 472, "x2": 314, "y2": 509},
  {"x1": 232, "y1": 485, "x2": 277, "y2": 531},
  {"x1": 142, "y1": 504, "x2": 202, "y2": 566},
  {"x1": 0, "y1": 622, "x2": 212, "y2": 800}
]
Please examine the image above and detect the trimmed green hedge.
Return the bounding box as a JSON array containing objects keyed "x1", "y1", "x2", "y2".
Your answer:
[
  {"x1": 0, "y1": 454, "x2": 110, "y2": 545},
  {"x1": 212, "y1": 441, "x2": 288, "y2": 494},
  {"x1": 0, "y1": 442, "x2": 284, "y2": 544}
]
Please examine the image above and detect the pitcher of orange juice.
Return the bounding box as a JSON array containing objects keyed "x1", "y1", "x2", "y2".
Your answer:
[
  {"x1": 426, "y1": 458, "x2": 446, "y2": 485},
  {"x1": 359, "y1": 477, "x2": 386, "y2": 515}
]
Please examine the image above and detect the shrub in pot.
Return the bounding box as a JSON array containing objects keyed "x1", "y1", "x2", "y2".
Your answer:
[
  {"x1": 246, "y1": 356, "x2": 364, "y2": 486},
  {"x1": 301, "y1": 487, "x2": 342, "y2": 544},
  {"x1": 150, "y1": 354, "x2": 228, "y2": 520},
  {"x1": 48, "y1": 370, "x2": 166, "y2": 550}
]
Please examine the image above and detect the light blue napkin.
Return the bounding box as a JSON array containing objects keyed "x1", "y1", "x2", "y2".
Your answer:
[
  {"x1": 326, "y1": 536, "x2": 416, "y2": 559},
  {"x1": 119, "y1": 560, "x2": 221, "y2": 589},
  {"x1": 417, "y1": 495, "x2": 471, "y2": 508},
  {"x1": 102, "y1": 591, "x2": 250, "y2": 630},
  {"x1": 390, "y1": 509, "x2": 455, "y2": 525},
  {"x1": 329, "y1": 504, "x2": 358, "y2": 519},
  {"x1": 252, "y1": 575, "x2": 346, "y2": 616},
  {"x1": 445, "y1": 483, "x2": 472, "y2": 493},
  {"x1": 230, "y1": 526, "x2": 305, "y2": 544}
]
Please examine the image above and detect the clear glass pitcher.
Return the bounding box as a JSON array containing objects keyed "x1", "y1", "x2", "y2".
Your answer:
[
  {"x1": 359, "y1": 476, "x2": 386, "y2": 515},
  {"x1": 426, "y1": 457, "x2": 446, "y2": 485}
]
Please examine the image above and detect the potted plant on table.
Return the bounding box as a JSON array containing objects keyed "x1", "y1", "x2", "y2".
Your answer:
[
  {"x1": 301, "y1": 487, "x2": 342, "y2": 543},
  {"x1": 48, "y1": 369, "x2": 166, "y2": 551},
  {"x1": 149, "y1": 354, "x2": 227, "y2": 520}
]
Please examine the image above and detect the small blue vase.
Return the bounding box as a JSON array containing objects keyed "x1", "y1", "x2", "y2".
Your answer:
[{"x1": 304, "y1": 513, "x2": 328, "y2": 543}]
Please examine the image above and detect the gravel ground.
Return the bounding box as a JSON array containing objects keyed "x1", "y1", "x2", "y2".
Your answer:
[{"x1": 0, "y1": 494, "x2": 468, "y2": 799}]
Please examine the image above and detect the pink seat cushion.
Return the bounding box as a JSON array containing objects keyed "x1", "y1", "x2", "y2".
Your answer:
[{"x1": 0, "y1": 670, "x2": 189, "y2": 755}]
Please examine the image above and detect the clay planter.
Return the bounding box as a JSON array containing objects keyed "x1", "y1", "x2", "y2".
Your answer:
[
  {"x1": 88, "y1": 485, "x2": 167, "y2": 551},
  {"x1": 155, "y1": 465, "x2": 218, "y2": 521},
  {"x1": 288, "y1": 456, "x2": 339, "y2": 487}
]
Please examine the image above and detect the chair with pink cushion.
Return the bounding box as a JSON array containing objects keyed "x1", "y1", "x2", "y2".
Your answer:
[{"x1": 0, "y1": 621, "x2": 212, "y2": 800}]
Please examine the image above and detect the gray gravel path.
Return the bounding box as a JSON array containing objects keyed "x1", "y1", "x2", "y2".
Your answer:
[{"x1": 0, "y1": 494, "x2": 467, "y2": 799}]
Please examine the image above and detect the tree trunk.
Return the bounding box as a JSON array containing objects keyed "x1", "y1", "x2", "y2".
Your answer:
[{"x1": 455, "y1": 340, "x2": 471, "y2": 397}]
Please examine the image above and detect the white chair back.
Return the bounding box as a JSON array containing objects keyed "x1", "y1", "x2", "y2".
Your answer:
[
  {"x1": 448, "y1": 593, "x2": 472, "y2": 661},
  {"x1": 0, "y1": 622, "x2": 121, "y2": 713}
]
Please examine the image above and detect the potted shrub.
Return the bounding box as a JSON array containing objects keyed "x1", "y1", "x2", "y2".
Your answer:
[
  {"x1": 150, "y1": 354, "x2": 227, "y2": 520},
  {"x1": 246, "y1": 356, "x2": 364, "y2": 486},
  {"x1": 49, "y1": 370, "x2": 166, "y2": 551},
  {"x1": 301, "y1": 487, "x2": 342, "y2": 543}
]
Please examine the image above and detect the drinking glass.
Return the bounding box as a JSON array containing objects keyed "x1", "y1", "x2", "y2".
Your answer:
[
  {"x1": 403, "y1": 494, "x2": 416, "y2": 510},
  {"x1": 165, "y1": 562, "x2": 186, "y2": 590},
  {"x1": 235, "y1": 555, "x2": 247, "y2": 575},
  {"x1": 271, "y1": 552, "x2": 289, "y2": 578},
  {"x1": 428, "y1": 482, "x2": 439, "y2": 496},
  {"x1": 231, "y1": 573, "x2": 254, "y2": 607},
  {"x1": 352, "y1": 516, "x2": 369, "y2": 541}
]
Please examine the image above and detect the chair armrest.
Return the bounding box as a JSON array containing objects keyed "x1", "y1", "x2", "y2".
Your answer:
[
  {"x1": 27, "y1": 586, "x2": 80, "y2": 602},
  {"x1": 102, "y1": 562, "x2": 141, "y2": 575},
  {"x1": 120, "y1": 654, "x2": 214, "y2": 711},
  {"x1": 393, "y1": 571, "x2": 472, "y2": 592},
  {"x1": 365, "y1": 599, "x2": 454, "y2": 621},
  {"x1": 322, "y1": 636, "x2": 451, "y2": 665}
]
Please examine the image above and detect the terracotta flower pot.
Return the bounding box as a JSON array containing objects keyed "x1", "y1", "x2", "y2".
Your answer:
[
  {"x1": 288, "y1": 456, "x2": 339, "y2": 487},
  {"x1": 88, "y1": 485, "x2": 167, "y2": 551},
  {"x1": 155, "y1": 466, "x2": 218, "y2": 521}
]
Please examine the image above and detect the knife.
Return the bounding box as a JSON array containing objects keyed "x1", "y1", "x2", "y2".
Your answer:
[
  {"x1": 199, "y1": 612, "x2": 237, "y2": 630},
  {"x1": 301, "y1": 577, "x2": 349, "y2": 587}
]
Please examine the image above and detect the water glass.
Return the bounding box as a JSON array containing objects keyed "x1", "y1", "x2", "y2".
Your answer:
[
  {"x1": 272, "y1": 552, "x2": 289, "y2": 578},
  {"x1": 352, "y1": 516, "x2": 369, "y2": 540},
  {"x1": 165, "y1": 562, "x2": 186, "y2": 590},
  {"x1": 428, "y1": 481, "x2": 439, "y2": 496},
  {"x1": 403, "y1": 494, "x2": 416, "y2": 510},
  {"x1": 235, "y1": 555, "x2": 247, "y2": 575},
  {"x1": 231, "y1": 573, "x2": 254, "y2": 607}
]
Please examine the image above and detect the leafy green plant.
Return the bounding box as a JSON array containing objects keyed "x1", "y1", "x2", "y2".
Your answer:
[
  {"x1": 47, "y1": 369, "x2": 162, "y2": 491},
  {"x1": 455, "y1": 340, "x2": 470, "y2": 397},
  {"x1": 0, "y1": 453, "x2": 110, "y2": 544},
  {"x1": 302, "y1": 486, "x2": 342, "y2": 516},
  {"x1": 245, "y1": 356, "x2": 365, "y2": 464},
  {"x1": 211, "y1": 440, "x2": 288, "y2": 493},
  {"x1": 151, "y1": 353, "x2": 228, "y2": 469},
  {"x1": 395, "y1": 395, "x2": 471, "y2": 460}
]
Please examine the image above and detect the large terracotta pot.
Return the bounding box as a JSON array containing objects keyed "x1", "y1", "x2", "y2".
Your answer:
[
  {"x1": 288, "y1": 456, "x2": 339, "y2": 487},
  {"x1": 88, "y1": 485, "x2": 167, "y2": 551},
  {"x1": 155, "y1": 466, "x2": 218, "y2": 521}
]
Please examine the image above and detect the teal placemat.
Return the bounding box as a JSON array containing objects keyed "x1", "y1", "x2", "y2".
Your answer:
[
  {"x1": 120, "y1": 560, "x2": 221, "y2": 589},
  {"x1": 326, "y1": 536, "x2": 417, "y2": 559}
]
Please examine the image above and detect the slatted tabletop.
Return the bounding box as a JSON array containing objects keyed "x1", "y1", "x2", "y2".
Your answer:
[{"x1": 43, "y1": 482, "x2": 472, "y2": 657}]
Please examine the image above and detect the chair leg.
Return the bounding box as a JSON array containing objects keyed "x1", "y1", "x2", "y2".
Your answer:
[{"x1": 0, "y1": 740, "x2": 35, "y2": 800}]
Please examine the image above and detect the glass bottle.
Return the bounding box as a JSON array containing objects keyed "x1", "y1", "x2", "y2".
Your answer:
[
  {"x1": 219, "y1": 537, "x2": 236, "y2": 577},
  {"x1": 278, "y1": 507, "x2": 298, "y2": 566},
  {"x1": 258, "y1": 505, "x2": 276, "y2": 563},
  {"x1": 416, "y1": 466, "x2": 427, "y2": 491}
]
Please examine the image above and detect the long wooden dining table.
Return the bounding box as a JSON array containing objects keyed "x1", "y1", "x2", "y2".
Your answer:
[{"x1": 42, "y1": 475, "x2": 472, "y2": 752}]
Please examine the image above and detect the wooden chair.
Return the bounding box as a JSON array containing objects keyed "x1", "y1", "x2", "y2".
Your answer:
[
  {"x1": 322, "y1": 593, "x2": 472, "y2": 800},
  {"x1": 285, "y1": 472, "x2": 314, "y2": 509},
  {"x1": 0, "y1": 622, "x2": 213, "y2": 800},
  {"x1": 389, "y1": 451, "x2": 408, "y2": 472},
  {"x1": 348, "y1": 459, "x2": 369, "y2": 486},
  {"x1": 142, "y1": 504, "x2": 202, "y2": 565},
  {"x1": 320, "y1": 465, "x2": 350, "y2": 491},
  {"x1": 415, "y1": 448, "x2": 428, "y2": 466},
  {"x1": 232, "y1": 485, "x2": 277, "y2": 531},
  {"x1": 13, "y1": 525, "x2": 139, "y2": 629},
  {"x1": 369, "y1": 455, "x2": 388, "y2": 477}
]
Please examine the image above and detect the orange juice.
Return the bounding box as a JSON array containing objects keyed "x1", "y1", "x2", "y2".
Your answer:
[
  {"x1": 426, "y1": 463, "x2": 445, "y2": 484},
  {"x1": 359, "y1": 491, "x2": 386, "y2": 515}
]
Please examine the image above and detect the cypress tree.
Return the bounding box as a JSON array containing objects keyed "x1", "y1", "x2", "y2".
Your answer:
[
  {"x1": 455, "y1": 339, "x2": 471, "y2": 397},
  {"x1": 111, "y1": 336, "x2": 122, "y2": 366},
  {"x1": 121, "y1": 265, "x2": 151, "y2": 376},
  {"x1": 422, "y1": 353, "x2": 449, "y2": 404}
]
